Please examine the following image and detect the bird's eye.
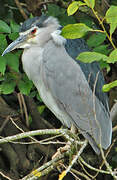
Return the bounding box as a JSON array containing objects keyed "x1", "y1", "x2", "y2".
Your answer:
[{"x1": 31, "y1": 28, "x2": 37, "y2": 34}]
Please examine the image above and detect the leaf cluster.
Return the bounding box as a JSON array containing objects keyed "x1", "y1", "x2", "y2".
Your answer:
[
  {"x1": 61, "y1": 0, "x2": 117, "y2": 92},
  {"x1": 0, "y1": 20, "x2": 34, "y2": 95}
]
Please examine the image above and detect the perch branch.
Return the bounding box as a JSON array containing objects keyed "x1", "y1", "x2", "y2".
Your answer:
[{"x1": 0, "y1": 129, "x2": 79, "y2": 144}]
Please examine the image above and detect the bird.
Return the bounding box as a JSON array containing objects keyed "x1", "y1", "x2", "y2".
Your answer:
[{"x1": 2, "y1": 15, "x2": 112, "y2": 154}]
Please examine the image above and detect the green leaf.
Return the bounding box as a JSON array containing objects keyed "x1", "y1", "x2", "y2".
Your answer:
[
  {"x1": 61, "y1": 23, "x2": 93, "y2": 39},
  {"x1": 99, "y1": 61, "x2": 110, "y2": 72},
  {"x1": 58, "y1": 14, "x2": 76, "y2": 26},
  {"x1": 0, "y1": 81, "x2": 16, "y2": 94},
  {"x1": 36, "y1": 93, "x2": 42, "y2": 102},
  {"x1": 79, "y1": 16, "x2": 94, "y2": 28},
  {"x1": 30, "y1": 14, "x2": 34, "y2": 18},
  {"x1": 67, "y1": 2, "x2": 79, "y2": 16},
  {"x1": 5, "y1": 53, "x2": 19, "y2": 72},
  {"x1": 67, "y1": 1, "x2": 86, "y2": 16},
  {"x1": 93, "y1": 45, "x2": 111, "y2": 55},
  {"x1": 10, "y1": 20, "x2": 20, "y2": 33},
  {"x1": 0, "y1": 56, "x2": 7, "y2": 75},
  {"x1": 107, "y1": 49, "x2": 117, "y2": 63},
  {"x1": 18, "y1": 76, "x2": 33, "y2": 95},
  {"x1": 102, "y1": 80, "x2": 117, "y2": 92},
  {"x1": 8, "y1": 32, "x2": 19, "y2": 41},
  {"x1": 77, "y1": 52, "x2": 108, "y2": 63},
  {"x1": 47, "y1": 4, "x2": 65, "y2": 17},
  {"x1": 87, "y1": 33, "x2": 106, "y2": 48},
  {"x1": 105, "y1": 6, "x2": 117, "y2": 35},
  {"x1": 83, "y1": 0, "x2": 95, "y2": 8},
  {"x1": 106, "y1": 6, "x2": 117, "y2": 24},
  {"x1": 0, "y1": 34, "x2": 8, "y2": 53},
  {"x1": 110, "y1": 23, "x2": 117, "y2": 35},
  {"x1": 0, "y1": 20, "x2": 11, "y2": 33},
  {"x1": 46, "y1": 4, "x2": 76, "y2": 26},
  {"x1": 37, "y1": 105, "x2": 46, "y2": 115}
]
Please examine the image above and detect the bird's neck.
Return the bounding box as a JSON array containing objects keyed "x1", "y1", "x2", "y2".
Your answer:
[{"x1": 22, "y1": 47, "x2": 44, "y2": 83}]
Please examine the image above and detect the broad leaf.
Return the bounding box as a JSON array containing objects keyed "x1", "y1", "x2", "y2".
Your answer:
[
  {"x1": 0, "y1": 56, "x2": 7, "y2": 75},
  {"x1": 0, "y1": 81, "x2": 16, "y2": 94},
  {"x1": 0, "y1": 34, "x2": 7, "y2": 53},
  {"x1": 106, "y1": 6, "x2": 117, "y2": 24},
  {"x1": 105, "y1": 6, "x2": 117, "y2": 35},
  {"x1": 87, "y1": 33, "x2": 106, "y2": 48},
  {"x1": 61, "y1": 23, "x2": 93, "y2": 39},
  {"x1": 0, "y1": 20, "x2": 11, "y2": 33},
  {"x1": 107, "y1": 49, "x2": 117, "y2": 63},
  {"x1": 18, "y1": 76, "x2": 33, "y2": 95},
  {"x1": 8, "y1": 32, "x2": 19, "y2": 41},
  {"x1": 83, "y1": 0, "x2": 95, "y2": 8},
  {"x1": 93, "y1": 45, "x2": 111, "y2": 55},
  {"x1": 67, "y1": 1, "x2": 86, "y2": 16},
  {"x1": 10, "y1": 20, "x2": 20, "y2": 33},
  {"x1": 5, "y1": 53, "x2": 19, "y2": 72},
  {"x1": 103, "y1": 80, "x2": 117, "y2": 92},
  {"x1": 99, "y1": 61, "x2": 110, "y2": 72},
  {"x1": 110, "y1": 23, "x2": 117, "y2": 35},
  {"x1": 77, "y1": 52, "x2": 108, "y2": 63}
]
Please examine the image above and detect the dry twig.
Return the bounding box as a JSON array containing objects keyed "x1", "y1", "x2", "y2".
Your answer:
[{"x1": 14, "y1": 0, "x2": 28, "y2": 19}]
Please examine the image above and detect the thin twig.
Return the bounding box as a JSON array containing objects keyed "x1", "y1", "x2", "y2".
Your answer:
[
  {"x1": 100, "y1": 146, "x2": 117, "y2": 179},
  {"x1": 22, "y1": 151, "x2": 67, "y2": 180},
  {"x1": 0, "y1": 116, "x2": 10, "y2": 133},
  {"x1": 79, "y1": 156, "x2": 110, "y2": 175},
  {"x1": 92, "y1": 137, "x2": 116, "y2": 179},
  {"x1": 71, "y1": 168, "x2": 91, "y2": 180},
  {"x1": 20, "y1": 93, "x2": 29, "y2": 127},
  {"x1": 14, "y1": 0, "x2": 28, "y2": 19},
  {"x1": 10, "y1": 116, "x2": 40, "y2": 144},
  {"x1": 17, "y1": 93, "x2": 24, "y2": 120},
  {"x1": 59, "y1": 140, "x2": 88, "y2": 180},
  {"x1": 0, "y1": 171, "x2": 12, "y2": 180},
  {"x1": 0, "y1": 129, "x2": 69, "y2": 144}
]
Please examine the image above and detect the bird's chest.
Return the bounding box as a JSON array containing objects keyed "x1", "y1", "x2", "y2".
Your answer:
[
  {"x1": 22, "y1": 47, "x2": 71, "y2": 127},
  {"x1": 22, "y1": 47, "x2": 44, "y2": 84},
  {"x1": 22, "y1": 47, "x2": 56, "y2": 107}
]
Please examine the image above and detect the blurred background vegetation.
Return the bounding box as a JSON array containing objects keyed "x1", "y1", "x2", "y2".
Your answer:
[{"x1": 0, "y1": 0, "x2": 117, "y2": 179}]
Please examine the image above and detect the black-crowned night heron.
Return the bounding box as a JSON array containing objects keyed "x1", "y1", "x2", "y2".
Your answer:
[{"x1": 2, "y1": 15, "x2": 112, "y2": 154}]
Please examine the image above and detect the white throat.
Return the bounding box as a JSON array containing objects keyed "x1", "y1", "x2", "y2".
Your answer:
[{"x1": 51, "y1": 30, "x2": 66, "y2": 46}]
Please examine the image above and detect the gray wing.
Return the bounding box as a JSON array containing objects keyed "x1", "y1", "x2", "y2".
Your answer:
[
  {"x1": 43, "y1": 40, "x2": 112, "y2": 151},
  {"x1": 65, "y1": 38, "x2": 109, "y2": 113}
]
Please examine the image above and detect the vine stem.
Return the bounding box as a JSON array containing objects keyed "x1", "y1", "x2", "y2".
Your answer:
[{"x1": 91, "y1": 8, "x2": 116, "y2": 49}]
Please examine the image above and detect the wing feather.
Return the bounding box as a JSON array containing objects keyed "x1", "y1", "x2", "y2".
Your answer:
[{"x1": 42, "y1": 39, "x2": 112, "y2": 150}]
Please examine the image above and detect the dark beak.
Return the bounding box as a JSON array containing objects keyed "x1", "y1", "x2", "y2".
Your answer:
[{"x1": 2, "y1": 35, "x2": 27, "y2": 56}]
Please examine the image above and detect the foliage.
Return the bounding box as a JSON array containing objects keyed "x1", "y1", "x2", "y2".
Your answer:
[
  {"x1": 0, "y1": 19, "x2": 36, "y2": 96},
  {"x1": 61, "y1": 0, "x2": 117, "y2": 92},
  {"x1": 61, "y1": 23, "x2": 93, "y2": 38}
]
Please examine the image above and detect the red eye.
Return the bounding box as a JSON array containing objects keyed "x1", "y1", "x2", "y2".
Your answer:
[{"x1": 31, "y1": 28, "x2": 37, "y2": 34}]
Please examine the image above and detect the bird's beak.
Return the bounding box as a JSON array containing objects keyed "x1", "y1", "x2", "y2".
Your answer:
[{"x1": 2, "y1": 34, "x2": 27, "y2": 56}]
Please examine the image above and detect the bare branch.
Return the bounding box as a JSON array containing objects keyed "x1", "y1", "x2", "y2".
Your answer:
[
  {"x1": 22, "y1": 151, "x2": 66, "y2": 180},
  {"x1": 14, "y1": 0, "x2": 28, "y2": 19},
  {"x1": 59, "y1": 140, "x2": 88, "y2": 180}
]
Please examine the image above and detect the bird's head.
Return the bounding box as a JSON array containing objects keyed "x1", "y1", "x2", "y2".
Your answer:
[{"x1": 2, "y1": 15, "x2": 60, "y2": 56}]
